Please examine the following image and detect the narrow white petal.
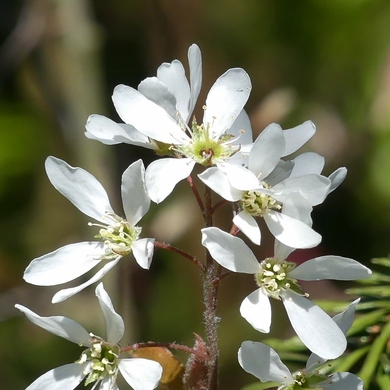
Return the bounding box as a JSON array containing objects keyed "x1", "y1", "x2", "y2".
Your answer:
[
  {"x1": 273, "y1": 240, "x2": 295, "y2": 261},
  {"x1": 85, "y1": 114, "x2": 153, "y2": 148},
  {"x1": 95, "y1": 283, "x2": 125, "y2": 344},
  {"x1": 282, "y1": 292, "x2": 346, "y2": 359},
  {"x1": 131, "y1": 238, "x2": 155, "y2": 269},
  {"x1": 222, "y1": 164, "x2": 261, "y2": 191},
  {"x1": 118, "y1": 359, "x2": 163, "y2": 390},
  {"x1": 138, "y1": 77, "x2": 177, "y2": 119},
  {"x1": 233, "y1": 210, "x2": 261, "y2": 245},
  {"x1": 248, "y1": 123, "x2": 285, "y2": 179},
  {"x1": 322, "y1": 372, "x2": 363, "y2": 390},
  {"x1": 204, "y1": 68, "x2": 251, "y2": 138},
  {"x1": 15, "y1": 305, "x2": 90, "y2": 345},
  {"x1": 240, "y1": 288, "x2": 272, "y2": 333},
  {"x1": 201, "y1": 227, "x2": 260, "y2": 273},
  {"x1": 238, "y1": 341, "x2": 292, "y2": 384},
  {"x1": 228, "y1": 109, "x2": 253, "y2": 144},
  {"x1": 112, "y1": 84, "x2": 189, "y2": 144},
  {"x1": 157, "y1": 59, "x2": 191, "y2": 121},
  {"x1": 328, "y1": 167, "x2": 347, "y2": 194},
  {"x1": 291, "y1": 152, "x2": 325, "y2": 176},
  {"x1": 121, "y1": 159, "x2": 150, "y2": 225},
  {"x1": 282, "y1": 192, "x2": 313, "y2": 227},
  {"x1": 264, "y1": 211, "x2": 321, "y2": 249},
  {"x1": 145, "y1": 158, "x2": 195, "y2": 203},
  {"x1": 45, "y1": 157, "x2": 114, "y2": 224},
  {"x1": 198, "y1": 167, "x2": 242, "y2": 201},
  {"x1": 52, "y1": 257, "x2": 121, "y2": 303},
  {"x1": 26, "y1": 363, "x2": 87, "y2": 390},
  {"x1": 290, "y1": 256, "x2": 372, "y2": 280},
  {"x1": 23, "y1": 242, "x2": 105, "y2": 286},
  {"x1": 188, "y1": 43, "x2": 202, "y2": 116},
  {"x1": 282, "y1": 120, "x2": 316, "y2": 156}
]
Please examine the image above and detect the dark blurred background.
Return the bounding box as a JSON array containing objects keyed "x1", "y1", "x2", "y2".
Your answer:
[{"x1": 1, "y1": 0, "x2": 390, "y2": 388}]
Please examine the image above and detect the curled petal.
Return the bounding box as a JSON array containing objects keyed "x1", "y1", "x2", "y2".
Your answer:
[
  {"x1": 233, "y1": 210, "x2": 261, "y2": 245},
  {"x1": 132, "y1": 238, "x2": 155, "y2": 270},
  {"x1": 240, "y1": 288, "x2": 272, "y2": 333},
  {"x1": 282, "y1": 120, "x2": 316, "y2": 157}
]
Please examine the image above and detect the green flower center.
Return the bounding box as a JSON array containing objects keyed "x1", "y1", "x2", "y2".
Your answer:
[
  {"x1": 77, "y1": 336, "x2": 120, "y2": 386},
  {"x1": 89, "y1": 214, "x2": 141, "y2": 259},
  {"x1": 255, "y1": 258, "x2": 303, "y2": 299},
  {"x1": 173, "y1": 118, "x2": 239, "y2": 166},
  {"x1": 240, "y1": 187, "x2": 282, "y2": 217},
  {"x1": 280, "y1": 370, "x2": 327, "y2": 389}
]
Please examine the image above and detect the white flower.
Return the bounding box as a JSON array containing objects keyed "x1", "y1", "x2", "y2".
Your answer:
[
  {"x1": 201, "y1": 227, "x2": 371, "y2": 359},
  {"x1": 238, "y1": 300, "x2": 363, "y2": 390},
  {"x1": 199, "y1": 122, "x2": 333, "y2": 248},
  {"x1": 15, "y1": 283, "x2": 163, "y2": 390},
  {"x1": 23, "y1": 156, "x2": 154, "y2": 303}
]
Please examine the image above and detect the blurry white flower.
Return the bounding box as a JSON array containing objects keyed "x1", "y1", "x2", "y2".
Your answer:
[
  {"x1": 16, "y1": 283, "x2": 162, "y2": 390},
  {"x1": 238, "y1": 300, "x2": 363, "y2": 390},
  {"x1": 202, "y1": 227, "x2": 371, "y2": 359},
  {"x1": 24, "y1": 157, "x2": 154, "y2": 303}
]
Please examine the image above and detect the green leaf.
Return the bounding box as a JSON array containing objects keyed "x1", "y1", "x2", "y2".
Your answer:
[{"x1": 348, "y1": 309, "x2": 388, "y2": 335}]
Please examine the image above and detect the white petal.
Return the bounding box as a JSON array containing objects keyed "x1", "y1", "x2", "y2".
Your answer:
[
  {"x1": 45, "y1": 157, "x2": 114, "y2": 224},
  {"x1": 121, "y1": 159, "x2": 150, "y2": 225},
  {"x1": 282, "y1": 192, "x2": 313, "y2": 227},
  {"x1": 112, "y1": 84, "x2": 189, "y2": 144},
  {"x1": 228, "y1": 109, "x2": 253, "y2": 144},
  {"x1": 52, "y1": 257, "x2": 121, "y2": 303},
  {"x1": 322, "y1": 372, "x2": 363, "y2": 390},
  {"x1": 201, "y1": 227, "x2": 260, "y2": 273},
  {"x1": 145, "y1": 158, "x2": 195, "y2": 203},
  {"x1": 23, "y1": 242, "x2": 105, "y2": 286},
  {"x1": 328, "y1": 167, "x2": 347, "y2": 194},
  {"x1": 291, "y1": 152, "x2": 325, "y2": 176},
  {"x1": 222, "y1": 164, "x2": 261, "y2": 191},
  {"x1": 157, "y1": 59, "x2": 191, "y2": 121},
  {"x1": 118, "y1": 359, "x2": 163, "y2": 390},
  {"x1": 85, "y1": 114, "x2": 152, "y2": 148},
  {"x1": 264, "y1": 211, "x2": 321, "y2": 249},
  {"x1": 240, "y1": 288, "x2": 272, "y2": 333},
  {"x1": 26, "y1": 363, "x2": 87, "y2": 390},
  {"x1": 15, "y1": 305, "x2": 90, "y2": 345},
  {"x1": 272, "y1": 175, "x2": 331, "y2": 206},
  {"x1": 204, "y1": 68, "x2": 251, "y2": 138},
  {"x1": 131, "y1": 238, "x2": 155, "y2": 269},
  {"x1": 188, "y1": 43, "x2": 202, "y2": 116},
  {"x1": 282, "y1": 292, "x2": 346, "y2": 359},
  {"x1": 238, "y1": 341, "x2": 292, "y2": 384},
  {"x1": 249, "y1": 123, "x2": 285, "y2": 180},
  {"x1": 138, "y1": 77, "x2": 177, "y2": 119},
  {"x1": 198, "y1": 167, "x2": 242, "y2": 201},
  {"x1": 95, "y1": 283, "x2": 124, "y2": 344},
  {"x1": 273, "y1": 240, "x2": 295, "y2": 261},
  {"x1": 233, "y1": 210, "x2": 261, "y2": 245},
  {"x1": 290, "y1": 256, "x2": 372, "y2": 280},
  {"x1": 306, "y1": 299, "x2": 360, "y2": 371},
  {"x1": 282, "y1": 120, "x2": 316, "y2": 156}
]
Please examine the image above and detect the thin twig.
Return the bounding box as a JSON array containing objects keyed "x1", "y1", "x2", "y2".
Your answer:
[{"x1": 187, "y1": 175, "x2": 204, "y2": 212}]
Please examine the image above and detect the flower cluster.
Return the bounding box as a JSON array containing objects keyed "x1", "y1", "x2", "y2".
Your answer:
[{"x1": 16, "y1": 44, "x2": 370, "y2": 389}]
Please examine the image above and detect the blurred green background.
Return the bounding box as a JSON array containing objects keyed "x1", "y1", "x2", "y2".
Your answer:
[{"x1": 1, "y1": 0, "x2": 390, "y2": 388}]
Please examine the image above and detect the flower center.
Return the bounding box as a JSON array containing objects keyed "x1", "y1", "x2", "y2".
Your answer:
[
  {"x1": 89, "y1": 213, "x2": 141, "y2": 259},
  {"x1": 255, "y1": 258, "x2": 303, "y2": 299},
  {"x1": 77, "y1": 336, "x2": 120, "y2": 386},
  {"x1": 240, "y1": 186, "x2": 282, "y2": 217},
  {"x1": 173, "y1": 118, "x2": 239, "y2": 166},
  {"x1": 280, "y1": 370, "x2": 327, "y2": 389}
]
